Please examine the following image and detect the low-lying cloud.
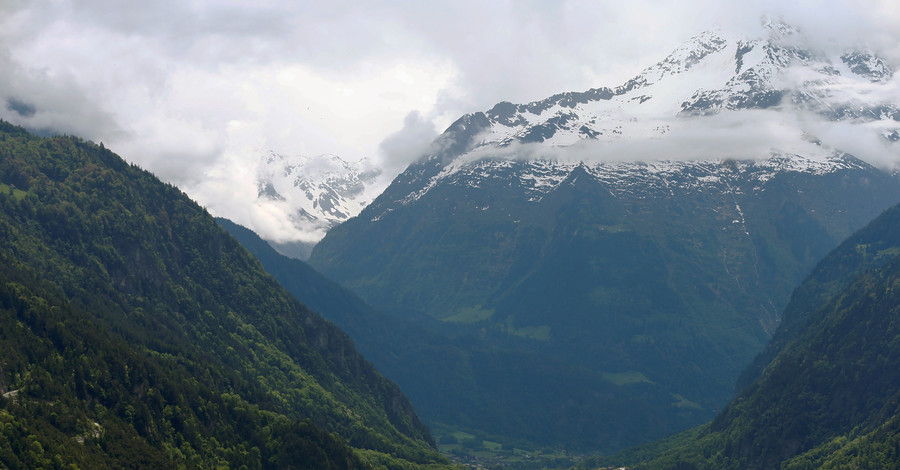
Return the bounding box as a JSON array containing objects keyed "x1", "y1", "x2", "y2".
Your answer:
[
  {"x1": 378, "y1": 111, "x2": 440, "y2": 177},
  {"x1": 459, "y1": 107, "x2": 897, "y2": 170}
]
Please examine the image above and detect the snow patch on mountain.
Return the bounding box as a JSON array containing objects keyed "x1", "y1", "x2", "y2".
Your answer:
[
  {"x1": 394, "y1": 151, "x2": 867, "y2": 213},
  {"x1": 254, "y1": 151, "x2": 382, "y2": 248}
]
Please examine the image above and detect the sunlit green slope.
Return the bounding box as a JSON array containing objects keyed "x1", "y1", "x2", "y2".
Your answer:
[{"x1": 0, "y1": 121, "x2": 447, "y2": 469}]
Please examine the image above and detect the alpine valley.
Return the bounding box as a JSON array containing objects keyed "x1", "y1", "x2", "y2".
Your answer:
[
  {"x1": 4, "y1": 14, "x2": 900, "y2": 470},
  {"x1": 0, "y1": 122, "x2": 449, "y2": 469},
  {"x1": 306, "y1": 19, "x2": 900, "y2": 454}
]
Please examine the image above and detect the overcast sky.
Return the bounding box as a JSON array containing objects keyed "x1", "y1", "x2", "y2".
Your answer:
[{"x1": 1, "y1": 0, "x2": 898, "y2": 234}]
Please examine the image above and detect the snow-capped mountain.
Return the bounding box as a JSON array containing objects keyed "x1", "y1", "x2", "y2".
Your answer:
[
  {"x1": 306, "y1": 20, "x2": 900, "y2": 450},
  {"x1": 254, "y1": 151, "x2": 382, "y2": 258},
  {"x1": 252, "y1": 19, "x2": 896, "y2": 256},
  {"x1": 429, "y1": 19, "x2": 895, "y2": 153},
  {"x1": 373, "y1": 19, "x2": 897, "y2": 213}
]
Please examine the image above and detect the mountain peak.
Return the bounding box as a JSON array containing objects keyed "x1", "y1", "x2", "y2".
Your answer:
[
  {"x1": 411, "y1": 19, "x2": 897, "y2": 173},
  {"x1": 251, "y1": 151, "x2": 383, "y2": 255},
  {"x1": 633, "y1": 28, "x2": 729, "y2": 87},
  {"x1": 761, "y1": 16, "x2": 800, "y2": 40}
]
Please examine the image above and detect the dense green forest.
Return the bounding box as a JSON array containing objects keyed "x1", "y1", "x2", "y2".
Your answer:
[
  {"x1": 0, "y1": 121, "x2": 449, "y2": 468},
  {"x1": 588, "y1": 204, "x2": 900, "y2": 469}
]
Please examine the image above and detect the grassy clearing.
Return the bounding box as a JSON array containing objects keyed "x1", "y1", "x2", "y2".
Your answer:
[
  {"x1": 672, "y1": 394, "x2": 703, "y2": 410},
  {"x1": 877, "y1": 246, "x2": 900, "y2": 258},
  {"x1": 502, "y1": 315, "x2": 551, "y2": 340},
  {"x1": 443, "y1": 306, "x2": 495, "y2": 323},
  {"x1": 602, "y1": 370, "x2": 654, "y2": 386},
  {"x1": 0, "y1": 182, "x2": 27, "y2": 201},
  {"x1": 482, "y1": 440, "x2": 502, "y2": 451},
  {"x1": 508, "y1": 324, "x2": 551, "y2": 340}
]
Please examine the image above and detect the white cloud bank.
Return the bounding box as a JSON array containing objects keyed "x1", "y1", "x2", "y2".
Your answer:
[
  {"x1": 0, "y1": 0, "x2": 898, "y2": 242},
  {"x1": 455, "y1": 109, "x2": 832, "y2": 167}
]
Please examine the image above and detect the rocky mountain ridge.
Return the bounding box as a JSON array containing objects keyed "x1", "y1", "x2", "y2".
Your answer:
[
  {"x1": 351, "y1": 20, "x2": 900, "y2": 236},
  {"x1": 440, "y1": 20, "x2": 896, "y2": 151},
  {"x1": 390, "y1": 152, "x2": 868, "y2": 211}
]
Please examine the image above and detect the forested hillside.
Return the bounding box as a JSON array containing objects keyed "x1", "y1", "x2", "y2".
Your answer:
[
  {"x1": 0, "y1": 121, "x2": 447, "y2": 468},
  {"x1": 596, "y1": 204, "x2": 900, "y2": 469}
]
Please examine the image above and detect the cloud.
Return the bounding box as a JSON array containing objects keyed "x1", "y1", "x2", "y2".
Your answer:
[
  {"x1": 1, "y1": 0, "x2": 898, "y2": 242},
  {"x1": 455, "y1": 109, "x2": 824, "y2": 166},
  {"x1": 455, "y1": 104, "x2": 899, "y2": 174},
  {"x1": 594, "y1": 111, "x2": 819, "y2": 162},
  {"x1": 5, "y1": 98, "x2": 36, "y2": 118},
  {"x1": 3, "y1": 1, "x2": 897, "y2": 162},
  {"x1": 0, "y1": 54, "x2": 122, "y2": 139},
  {"x1": 378, "y1": 111, "x2": 440, "y2": 176},
  {"x1": 804, "y1": 118, "x2": 900, "y2": 170}
]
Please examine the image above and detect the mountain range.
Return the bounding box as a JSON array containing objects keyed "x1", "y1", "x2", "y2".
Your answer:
[
  {"x1": 219, "y1": 217, "x2": 691, "y2": 455},
  {"x1": 438, "y1": 19, "x2": 895, "y2": 149},
  {"x1": 307, "y1": 19, "x2": 900, "y2": 452},
  {"x1": 251, "y1": 19, "x2": 898, "y2": 260}
]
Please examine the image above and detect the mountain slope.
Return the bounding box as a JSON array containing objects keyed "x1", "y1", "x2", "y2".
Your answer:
[
  {"x1": 737, "y1": 203, "x2": 900, "y2": 391},
  {"x1": 0, "y1": 121, "x2": 445, "y2": 468},
  {"x1": 312, "y1": 151, "x2": 900, "y2": 449},
  {"x1": 308, "y1": 20, "x2": 900, "y2": 451},
  {"x1": 614, "y1": 203, "x2": 900, "y2": 469}
]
